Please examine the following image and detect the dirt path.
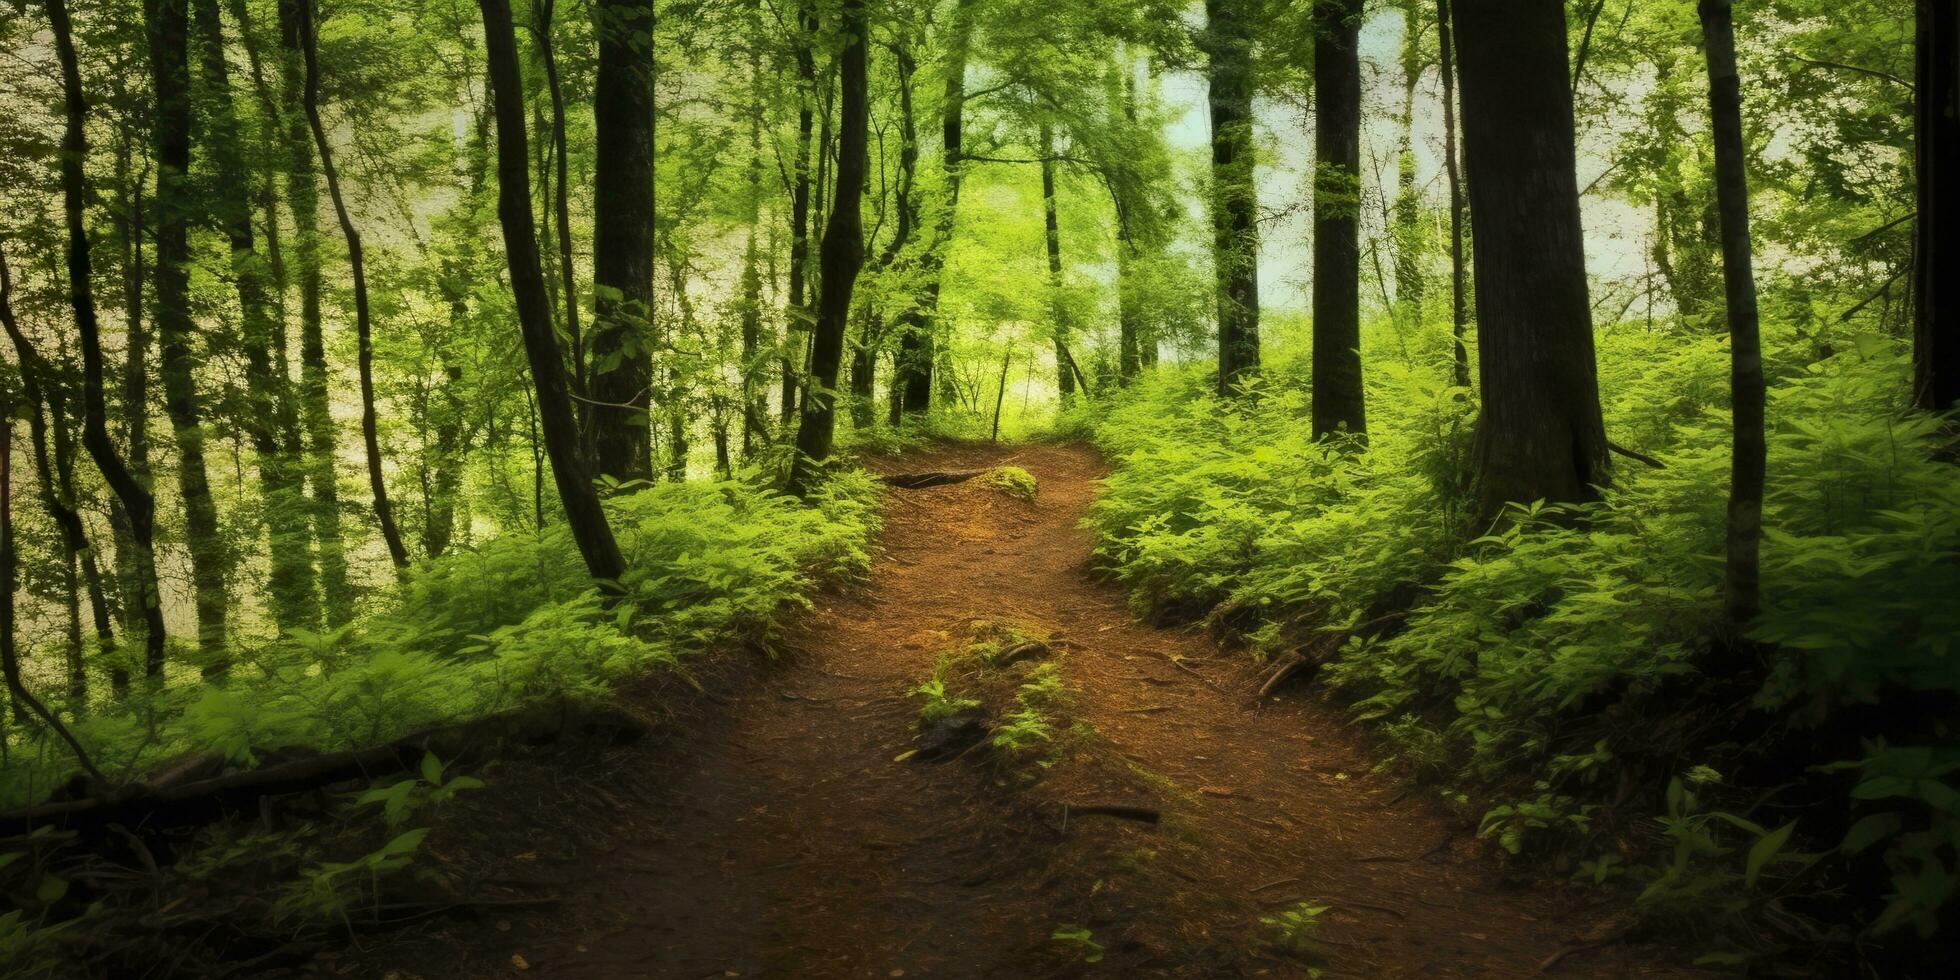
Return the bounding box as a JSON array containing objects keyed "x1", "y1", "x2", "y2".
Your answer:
[{"x1": 359, "y1": 442, "x2": 1671, "y2": 979}]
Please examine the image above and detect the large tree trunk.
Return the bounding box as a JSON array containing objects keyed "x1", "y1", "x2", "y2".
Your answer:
[
  {"x1": 478, "y1": 0, "x2": 628, "y2": 586},
  {"x1": 295, "y1": 0, "x2": 411, "y2": 572},
  {"x1": 786, "y1": 0, "x2": 869, "y2": 496},
  {"x1": 275, "y1": 0, "x2": 354, "y2": 626},
  {"x1": 1454, "y1": 0, "x2": 1610, "y2": 522},
  {"x1": 193, "y1": 0, "x2": 320, "y2": 631},
  {"x1": 1915, "y1": 0, "x2": 1959, "y2": 413},
  {"x1": 48, "y1": 0, "x2": 169, "y2": 679},
  {"x1": 591, "y1": 0, "x2": 658, "y2": 482},
  {"x1": 149, "y1": 0, "x2": 235, "y2": 668},
  {"x1": 1700, "y1": 0, "x2": 1766, "y2": 629},
  {"x1": 1436, "y1": 0, "x2": 1471, "y2": 388},
  {"x1": 1, "y1": 251, "x2": 113, "y2": 701},
  {"x1": 1205, "y1": 0, "x2": 1260, "y2": 396},
  {"x1": 1311, "y1": 0, "x2": 1366, "y2": 441},
  {"x1": 1039, "y1": 122, "x2": 1076, "y2": 404}
]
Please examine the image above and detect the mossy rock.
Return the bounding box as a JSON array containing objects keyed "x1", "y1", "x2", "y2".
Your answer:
[{"x1": 985, "y1": 465, "x2": 1038, "y2": 501}]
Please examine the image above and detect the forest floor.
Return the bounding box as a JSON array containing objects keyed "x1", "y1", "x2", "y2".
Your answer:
[{"x1": 333, "y1": 442, "x2": 1688, "y2": 979}]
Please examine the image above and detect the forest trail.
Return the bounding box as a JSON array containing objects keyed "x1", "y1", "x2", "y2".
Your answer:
[{"x1": 360, "y1": 443, "x2": 1669, "y2": 979}]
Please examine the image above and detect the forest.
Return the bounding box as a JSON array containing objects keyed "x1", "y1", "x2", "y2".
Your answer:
[{"x1": 0, "y1": 0, "x2": 1954, "y2": 975}]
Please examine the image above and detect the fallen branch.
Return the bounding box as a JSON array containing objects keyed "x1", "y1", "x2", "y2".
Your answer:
[
  {"x1": 1257, "y1": 656, "x2": 1313, "y2": 699},
  {"x1": 879, "y1": 469, "x2": 986, "y2": 489},
  {"x1": 1063, "y1": 802, "x2": 1160, "y2": 824},
  {"x1": 1606, "y1": 441, "x2": 1666, "y2": 470},
  {"x1": 0, "y1": 701, "x2": 646, "y2": 837}
]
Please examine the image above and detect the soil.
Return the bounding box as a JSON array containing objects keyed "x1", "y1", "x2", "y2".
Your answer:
[{"x1": 327, "y1": 442, "x2": 1688, "y2": 979}]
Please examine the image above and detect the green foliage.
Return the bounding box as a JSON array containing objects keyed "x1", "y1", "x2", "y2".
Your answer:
[
  {"x1": 0, "y1": 473, "x2": 881, "y2": 808},
  {"x1": 1083, "y1": 320, "x2": 1958, "y2": 944},
  {"x1": 1259, "y1": 901, "x2": 1330, "y2": 959},
  {"x1": 1049, "y1": 923, "x2": 1105, "y2": 963},
  {"x1": 913, "y1": 675, "x2": 981, "y2": 726}
]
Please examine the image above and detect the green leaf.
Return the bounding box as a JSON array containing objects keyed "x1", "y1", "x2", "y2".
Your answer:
[
  {"x1": 1745, "y1": 822, "x2": 1796, "y2": 889},
  {"x1": 420, "y1": 751, "x2": 444, "y2": 787}
]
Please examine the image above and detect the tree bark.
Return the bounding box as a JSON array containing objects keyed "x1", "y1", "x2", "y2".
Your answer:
[
  {"x1": 741, "y1": 23, "x2": 769, "y2": 457},
  {"x1": 295, "y1": 0, "x2": 411, "y2": 574},
  {"x1": 275, "y1": 0, "x2": 354, "y2": 626},
  {"x1": 1312, "y1": 0, "x2": 1367, "y2": 441},
  {"x1": 478, "y1": 0, "x2": 628, "y2": 586},
  {"x1": 1436, "y1": 0, "x2": 1471, "y2": 388},
  {"x1": 1205, "y1": 0, "x2": 1260, "y2": 395},
  {"x1": 1454, "y1": 0, "x2": 1611, "y2": 522},
  {"x1": 48, "y1": 0, "x2": 169, "y2": 679},
  {"x1": 1914, "y1": 0, "x2": 1959, "y2": 413},
  {"x1": 1392, "y1": 0, "x2": 1427, "y2": 317},
  {"x1": 591, "y1": 0, "x2": 658, "y2": 482},
  {"x1": 1699, "y1": 0, "x2": 1766, "y2": 629},
  {"x1": 194, "y1": 0, "x2": 320, "y2": 631},
  {"x1": 148, "y1": 0, "x2": 235, "y2": 666},
  {"x1": 787, "y1": 0, "x2": 870, "y2": 496},
  {"x1": 535, "y1": 0, "x2": 586, "y2": 456}
]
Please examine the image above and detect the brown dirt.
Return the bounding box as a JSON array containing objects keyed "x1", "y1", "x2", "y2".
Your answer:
[{"x1": 336, "y1": 441, "x2": 1686, "y2": 979}]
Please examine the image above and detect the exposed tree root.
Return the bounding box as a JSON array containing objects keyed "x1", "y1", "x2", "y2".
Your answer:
[
  {"x1": 880, "y1": 469, "x2": 986, "y2": 489},
  {"x1": 1061, "y1": 802, "x2": 1160, "y2": 824}
]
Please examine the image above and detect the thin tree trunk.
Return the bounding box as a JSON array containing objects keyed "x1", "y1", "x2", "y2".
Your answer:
[
  {"x1": 1392, "y1": 0, "x2": 1427, "y2": 317},
  {"x1": 1914, "y1": 0, "x2": 1959, "y2": 413},
  {"x1": 535, "y1": 0, "x2": 586, "y2": 452},
  {"x1": 194, "y1": 0, "x2": 320, "y2": 631},
  {"x1": 1699, "y1": 0, "x2": 1765, "y2": 629},
  {"x1": 784, "y1": 1, "x2": 819, "y2": 425},
  {"x1": 1436, "y1": 0, "x2": 1470, "y2": 388},
  {"x1": 149, "y1": 0, "x2": 234, "y2": 667},
  {"x1": 295, "y1": 0, "x2": 411, "y2": 572},
  {"x1": 1205, "y1": 0, "x2": 1261, "y2": 395},
  {"x1": 786, "y1": 0, "x2": 869, "y2": 496},
  {"x1": 478, "y1": 0, "x2": 628, "y2": 585},
  {"x1": 1454, "y1": 0, "x2": 1611, "y2": 522},
  {"x1": 48, "y1": 0, "x2": 169, "y2": 679},
  {"x1": 591, "y1": 0, "x2": 657, "y2": 482},
  {"x1": 741, "y1": 23, "x2": 768, "y2": 458},
  {"x1": 1312, "y1": 0, "x2": 1367, "y2": 441},
  {"x1": 1039, "y1": 121, "x2": 1075, "y2": 404},
  {"x1": 275, "y1": 0, "x2": 353, "y2": 626},
  {"x1": 1114, "y1": 61, "x2": 1144, "y2": 381}
]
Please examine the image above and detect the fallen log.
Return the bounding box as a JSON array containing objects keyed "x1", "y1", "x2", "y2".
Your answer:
[
  {"x1": 879, "y1": 469, "x2": 986, "y2": 489},
  {"x1": 0, "y1": 701, "x2": 647, "y2": 837}
]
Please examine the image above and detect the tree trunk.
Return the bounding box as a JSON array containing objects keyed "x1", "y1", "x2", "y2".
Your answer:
[
  {"x1": 786, "y1": 0, "x2": 869, "y2": 496},
  {"x1": 535, "y1": 0, "x2": 586, "y2": 457},
  {"x1": 275, "y1": 0, "x2": 354, "y2": 626},
  {"x1": 478, "y1": 0, "x2": 628, "y2": 585},
  {"x1": 194, "y1": 0, "x2": 320, "y2": 631},
  {"x1": 1699, "y1": 0, "x2": 1766, "y2": 629},
  {"x1": 1205, "y1": 0, "x2": 1260, "y2": 395},
  {"x1": 1436, "y1": 0, "x2": 1471, "y2": 388},
  {"x1": 48, "y1": 0, "x2": 169, "y2": 679},
  {"x1": 784, "y1": 1, "x2": 819, "y2": 425},
  {"x1": 1392, "y1": 0, "x2": 1427, "y2": 317},
  {"x1": 1312, "y1": 0, "x2": 1367, "y2": 441},
  {"x1": 1039, "y1": 122, "x2": 1075, "y2": 404},
  {"x1": 896, "y1": 0, "x2": 976, "y2": 417},
  {"x1": 295, "y1": 0, "x2": 411, "y2": 573},
  {"x1": 591, "y1": 0, "x2": 658, "y2": 482},
  {"x1": 1915, "y1": 0, "x2": 1959, "y2": 413},
  {"x1": 1114, "y1": 62, "x2": 1144, "y2": 381},
  {"x1": 149, "y1": 0, "x2": 235, "y2": 668},
  {"x1": 741, "y1": 27, "x2": 768, "y2": 458},
  {"x1": 1454, "y1": 0, "x2": 1611, "y2": 522}
]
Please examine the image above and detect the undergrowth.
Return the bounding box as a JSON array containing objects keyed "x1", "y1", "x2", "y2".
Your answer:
[
  {"x1": 1, "y1": 471, "x2": 880, "y2": 806},
  {"x1": 1079, "y1": 320, "x2": 1958, "y2": 966}
]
